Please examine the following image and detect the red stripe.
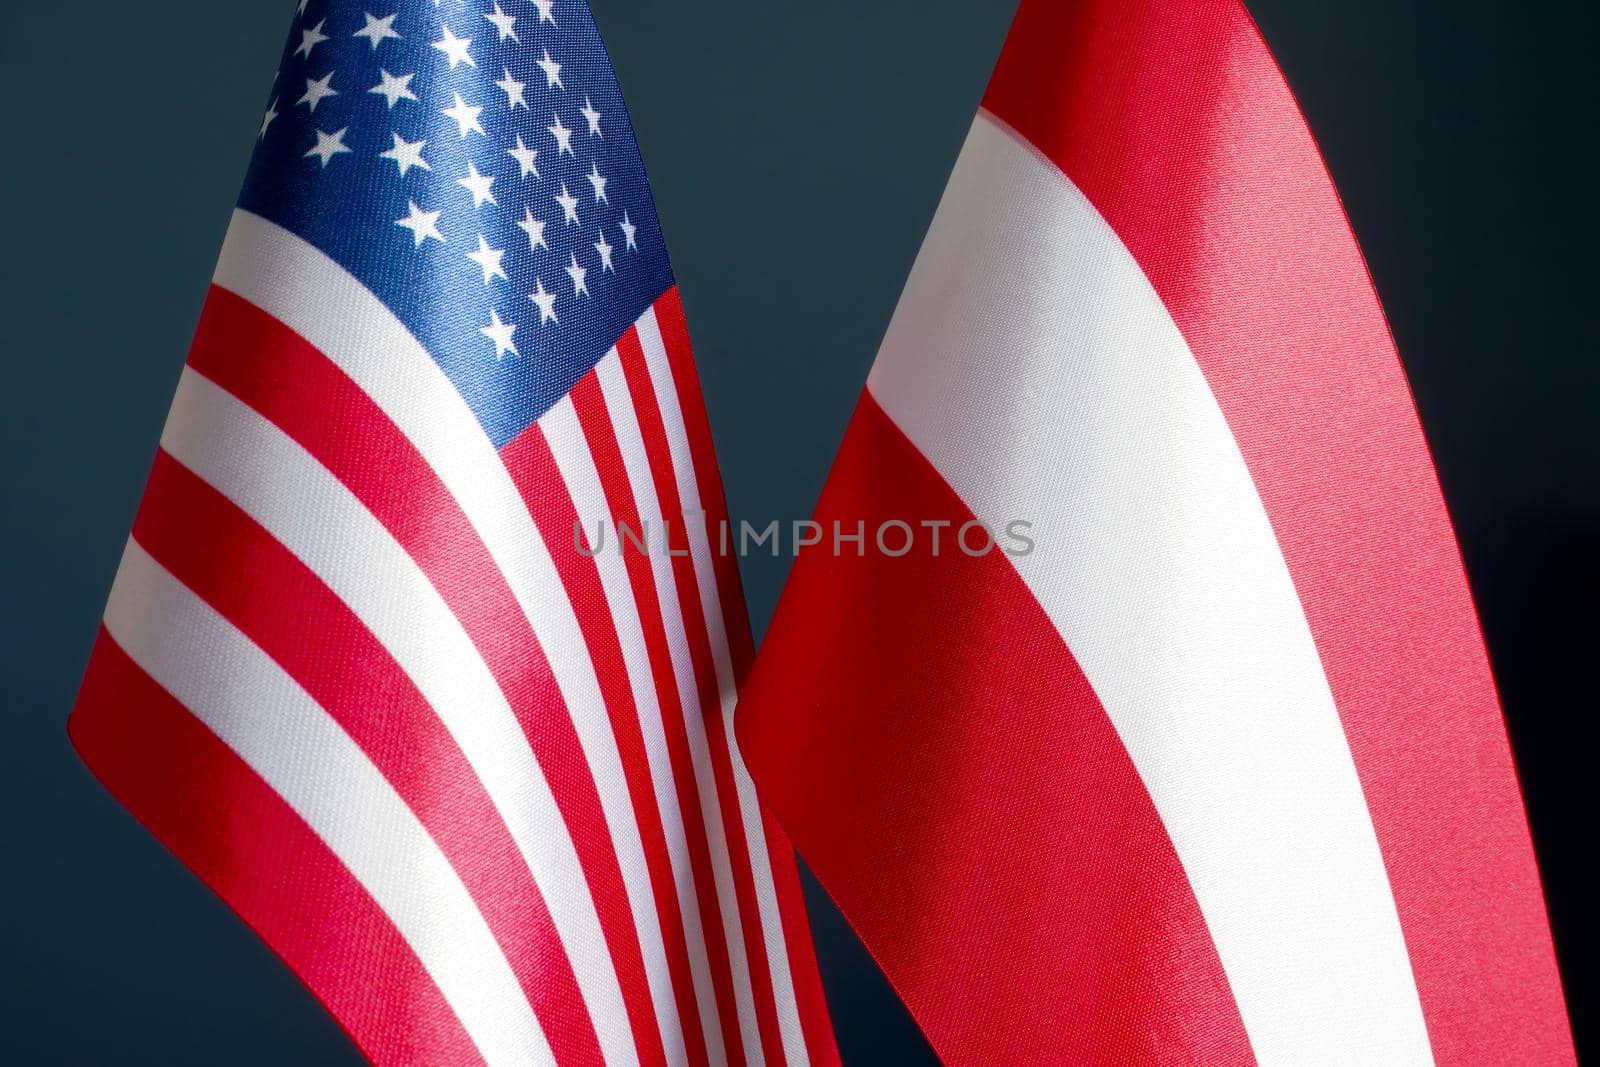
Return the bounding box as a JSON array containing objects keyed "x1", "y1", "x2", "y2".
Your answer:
[
  {"x1": 70, "y1": 629, "x2": 486, "y2": 1067},
  {"x1": 130, "y1": 449, "x2": 603, "y2": 1066},
  {"x1": 186, "y1": 287, "x2": 667, "y2": 1067},
  {"x1": 501, "y1": 419, "x2": 712, "y2": 1067},
  {"x1": 982, "y1": 1, "x2": 1571, "y2": 1060},
  {"x1": 569, "y1": 368, "x2": 748, "y2": 1066},
  {"x1": 652, "y1": 291, "x2": 840, "y2": 1065},
  {"x1": 737, "y1": 394, "x2": 1253, "y2": 1065},
  {"x1": 650, "y1": 292, "x2": 756, "y2": 681},
  {"x1": 758, "y1": 815, "x2": 840, "y2": 1067},
  {"x1": 615, "y1": 329, "x2": 787, "y2": 1066}
]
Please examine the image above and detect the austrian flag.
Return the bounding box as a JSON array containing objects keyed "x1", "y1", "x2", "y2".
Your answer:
[{"x1": 737, "y1": 0, "x2": 1575, "y2": 1064}]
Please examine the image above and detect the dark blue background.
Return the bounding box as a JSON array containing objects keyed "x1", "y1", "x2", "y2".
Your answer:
[{"x1": 1, "y1": 1, "x2": 1592, "y2": 1062}]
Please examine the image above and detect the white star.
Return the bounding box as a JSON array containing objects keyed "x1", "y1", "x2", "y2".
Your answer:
[
  {"x1": 305, "y1": 127, "x2": 352, "y2": 167},
  {"x1": 396, "y1": 200, "x2": 445, "y2": 246},
  {"x1": 530, "y1": 0, "x2": 556, "y2": 26},
  {"x1": 432, "y1": 25, "x2": 476, "y2": 69},
  {"x1": 536, "y1": 49, "x2": 563, "y2": 89},
  {"x1": 565, "y1": 253, "x2": 589, "y2": 297},
  {"x1": 594, "y1": 229, "x2": 615, "y2": 271},
  {"x1": 441, "y1": 93, "x2": 484, "y2": 137},
  {"x1": 620, "y1": 211, "x2": 638, "y2": 251},
  {"x1": 580, "y1": 96, "x2": 602, "y2": 137},
  {"x1": 369, "y1": 69, "x2": 417, "y2": 108},
  {"x1": 379, "y1": 131, "x2": 430, "y2": 176},
  {"x1": 480, "y1": 308, "x2": 519, "y2": 359},
  {"x1": 483, "y1": 2, "x2": 518, "y2": 42},
  {"x1": 466, "y1": 234, "x2": 508, "y2": 284},
  {"x1": 516, "y1": 206, "x2": 548, "y2": 251},
  {"x1": 586, "y1": 162, "x2": 608, "y2": 203},
  {"x1": 297, "y1": 70, "x2": 338, "y2": 112},
  {"x1": 297, "y1": 0, "x2": 309, "y2": 14},
  {"x1": 457, "y1": 162, "x2": 497, "y2": 208},
  {"x1": 259, "y1": 98, "x2": 278, "y2": 139},
  {"x1": 295, "y1": 18, "x2": 329, "y2": 59},
  {"x1": 529, "y1": 276, "x2": 558, "y2": 324},
  {"x1": 547, "y1": 112, "x2": 574, "y2": 156},
  {"x1": 495, "y1": 68, "x2": 527, "y2": 110},
  {"x1": 354, "y1": 12, "x2": 401, "y2": 49},
  {"x1": 507, "y1": 135, "x2": 539, "y2": 178},
  {"x1": 554, "y1": 182, "x2": 580, "y2": 226}
]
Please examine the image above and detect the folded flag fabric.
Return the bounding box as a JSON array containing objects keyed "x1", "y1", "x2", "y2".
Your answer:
[
  {"x1": 736, "y1": 0, "x2": 1573, "y2": 1063},
  {"x1": 68, "y1": 1, "x2": 835, "y2": 1064}
]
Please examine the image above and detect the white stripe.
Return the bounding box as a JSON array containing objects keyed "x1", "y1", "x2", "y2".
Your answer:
[
  {"x1": 541, "y1": 392, "x2": 729, "y2": 1064},
  {"x1": 159, "y1": 368, "x2": 638, "y2": 1066},
  {"x1": 866, "y1": 112, "x2": 1432, "y2": 1065},
  {"x1": 215, "y1": 210, "x2": 681, "y2": 1065},
  {"x1": 594, "y1": 349, "x2": 766, "y2": 1066},
  {"x1": 636, "y1": 310, "x2": 810, "y2": 1065},
  {"x1": 104, "y1": 539, "x2": 553, "y2": 1067}
]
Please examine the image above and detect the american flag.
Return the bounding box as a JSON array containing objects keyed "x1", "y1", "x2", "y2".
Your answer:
[{"x1": 68, "y1": 1, "x2": 836, "y2": 1064}]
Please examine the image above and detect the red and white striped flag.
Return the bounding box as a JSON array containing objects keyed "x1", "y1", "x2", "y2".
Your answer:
[
  {"x1": 737, "y1": 0, "x2": 1574, "y2": 1062},
  {"x1": 69, "y1": 1, "x2": 835, "y2": 1063}
]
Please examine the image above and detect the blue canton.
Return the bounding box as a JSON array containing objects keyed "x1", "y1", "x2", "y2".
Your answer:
[{"x1": 245, "y1": 0, "x2": 675, "y2": 447}]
